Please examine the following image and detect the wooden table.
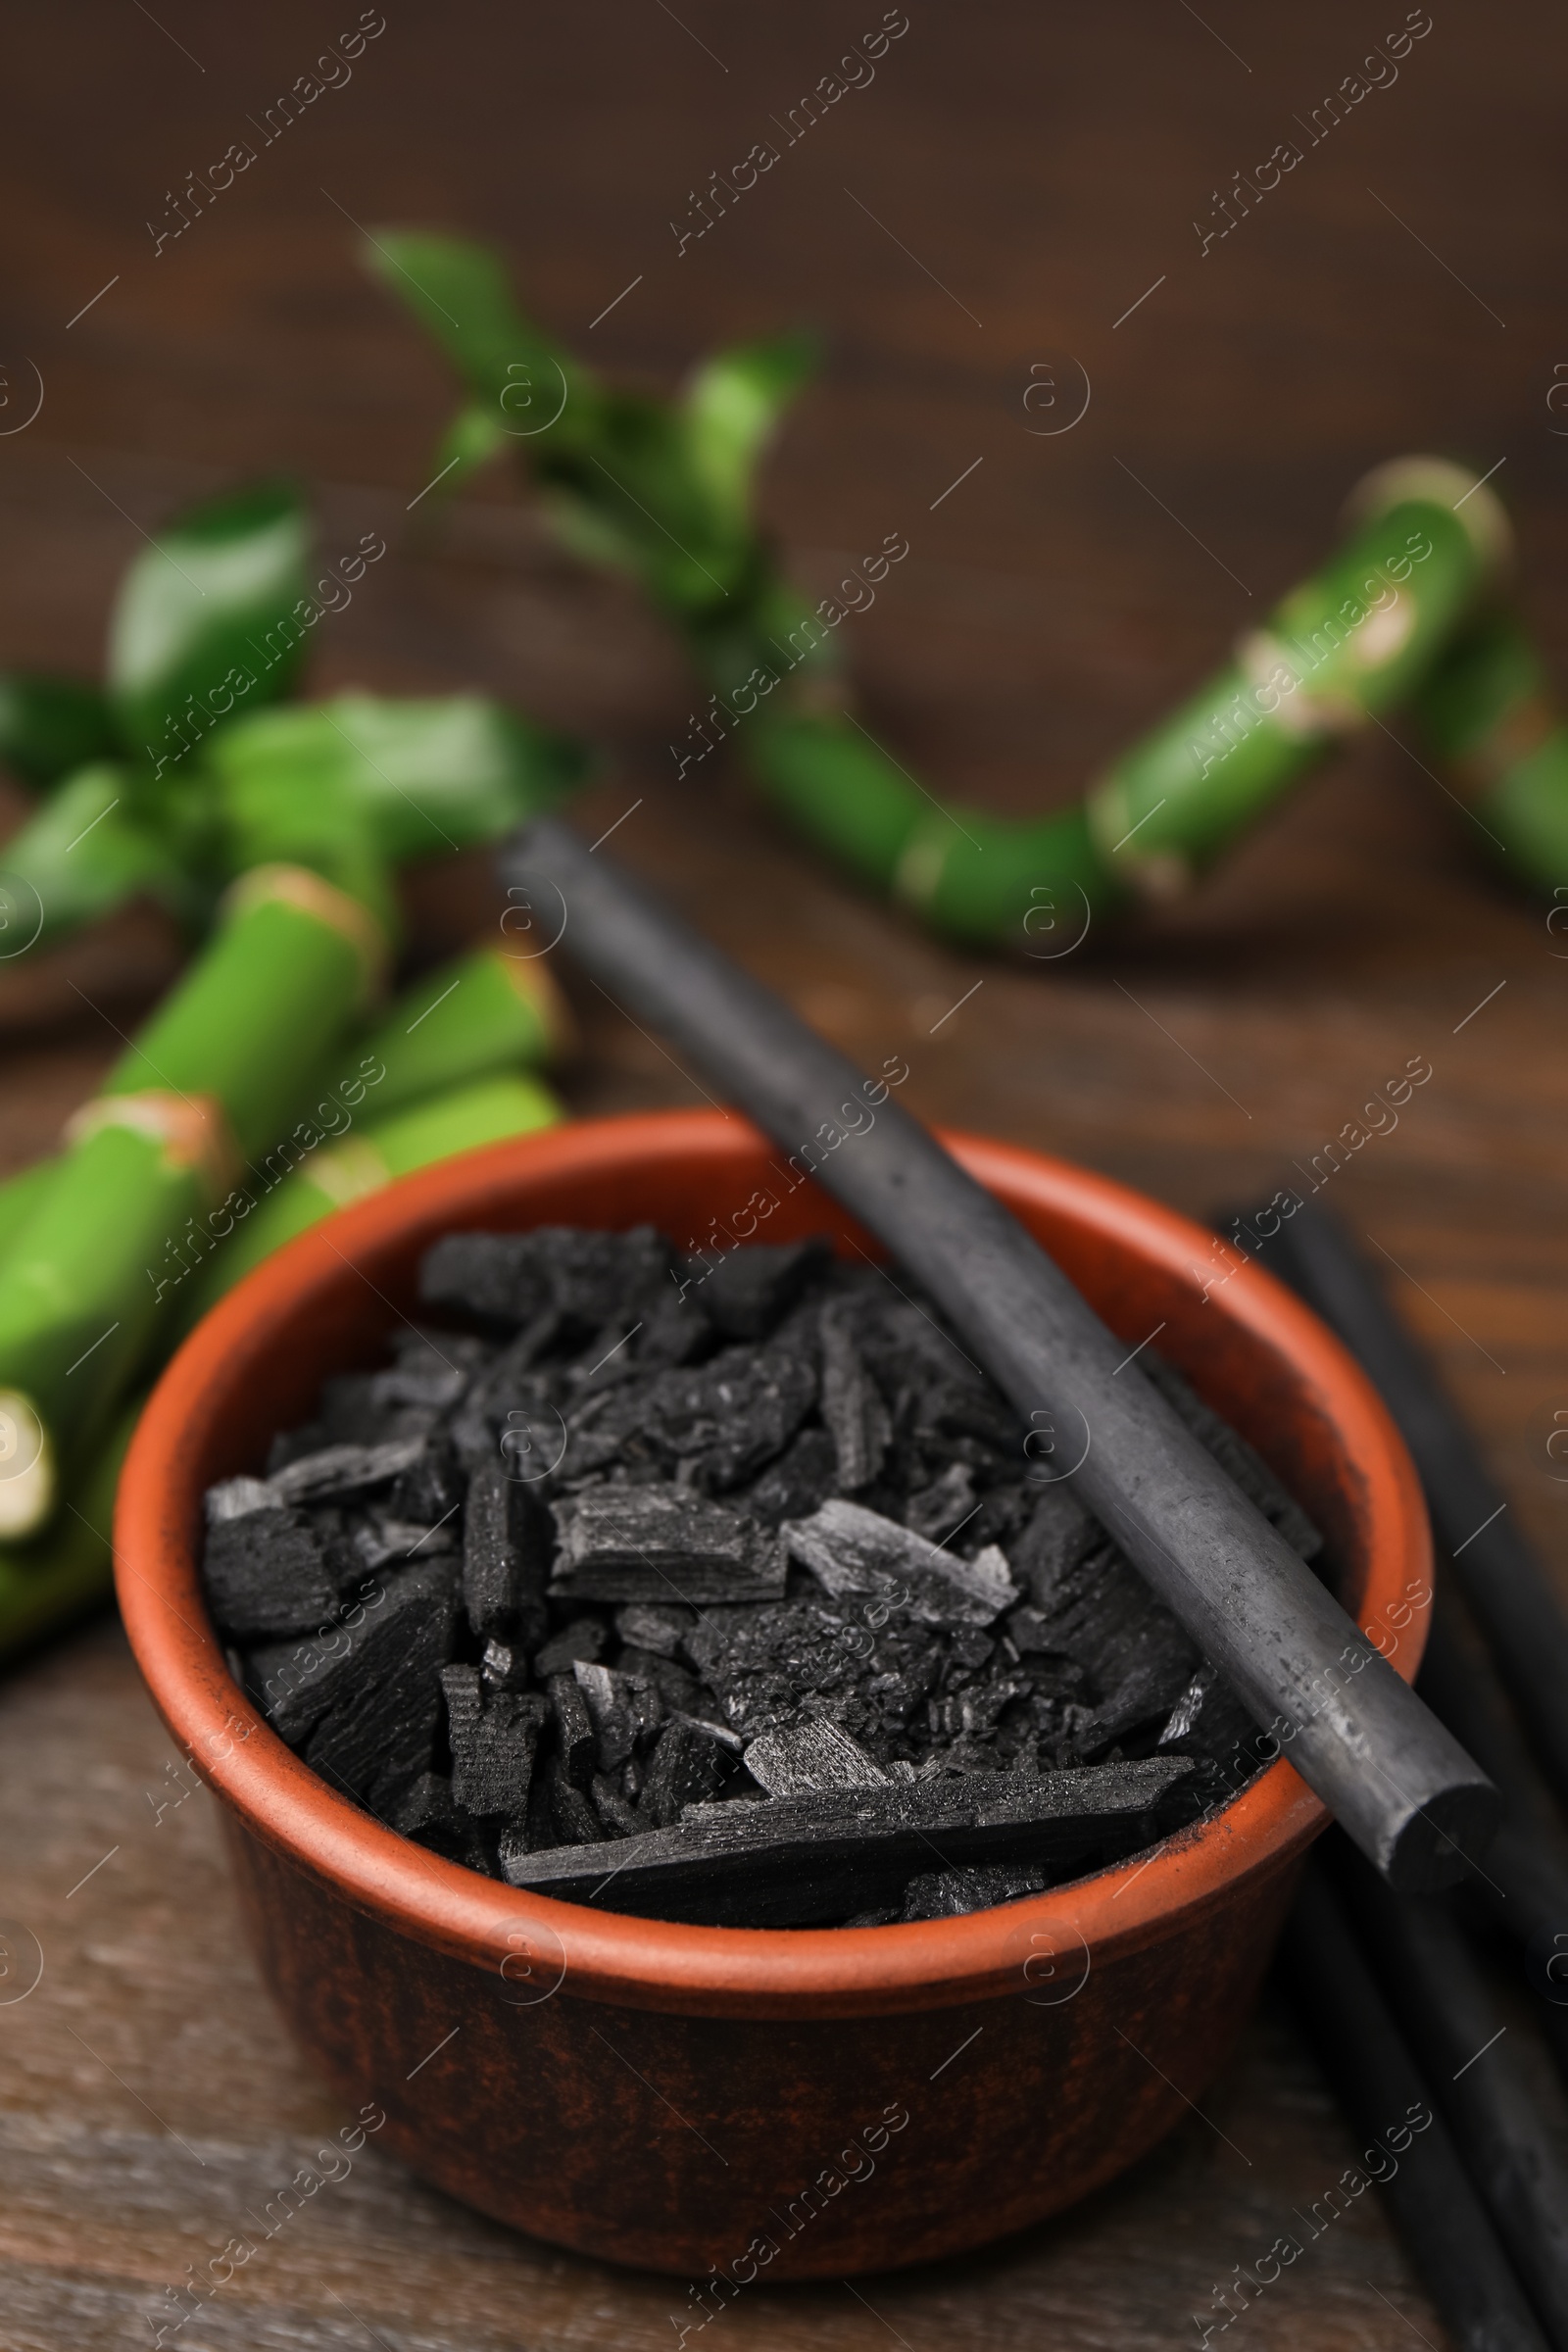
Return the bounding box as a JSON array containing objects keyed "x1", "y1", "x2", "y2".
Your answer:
[{"x1": 2, "y1": 3, "x2": 1564, "y2": 2342}]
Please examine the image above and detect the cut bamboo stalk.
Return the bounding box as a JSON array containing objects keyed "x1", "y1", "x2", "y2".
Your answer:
[{"x1": 0, "y1": 864, "x2": 383, "y2": 1536}]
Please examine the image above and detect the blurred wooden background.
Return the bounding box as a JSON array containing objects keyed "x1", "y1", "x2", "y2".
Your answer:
[{"x1": 2, "y1": 3, "x2": 1565, "y2": 2344}]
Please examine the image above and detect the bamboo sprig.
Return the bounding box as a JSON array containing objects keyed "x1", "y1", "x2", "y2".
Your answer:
[{"x1": 368, "y1": 231, "x2": 1511, "y2": 948}]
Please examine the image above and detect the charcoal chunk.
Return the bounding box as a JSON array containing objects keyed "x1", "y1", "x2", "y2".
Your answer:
[
  {"x1": 544, "y1": 1751, "x2": 605, "y2": 1844},
  {"x1": 392, "y1": 1771, "x2": 491, "y2": 1871},
  {"x1": 591, "y1": 1770, "x2": 642, "y2": 1837},
  {"x1": 462, "y1": 1462, "x2": 551, "y2": 1646},
  {"x1": 1010, "y1": 1486, "x2": 1101, "y2": 1602},
  {"x1": 638, "y1": 1718, "x2": 726, "y2": 1827},
  {"x1": 202, "y1": 1506, "x2": 339, "y2": 1642},
  {"x1": 903, "y1": 1464, "x2": 979, "y2": 1546},
  {"x1": 745, "y1": 1719, "x2": 888, "y2": 1796},
  {"x1": 269, "y1": 1437, "x2": 427, "y2": 1508},
  {"x1": 1023, "y1": 1532, "x2": 1199, "y2": 1739},
  {"x1": 205, "y1": 1475, "x2": 273, "y2": 1525},
  {"x1": 568, "y1": 1344, "x2": 816, "y2": 1490},
  {"x1": 502, "y1": 1756, "x2": 1194, "y2": 1926},
  {"x1": 534, "y1": 1616, "x2": 607, "y2": 1675},
  {"x1": 388, "y1": 1435, "x2": 466, "y2": 1528},
  {"x1": 280, "y1": 1561, "x2": 460, "y2": 1810},
  {"x1": 441, "y1": 1666, "x2": 549, "y2": 1818},
  {"x1": 685, "y1": 1600, "x2": 942, "y2": 1749},
  {"x1": 550, "y1": 1487, "x2": 785, "y2": 1604},
  {"x1": 573, "y1": 1659, "x2": 662, "y2": 1772},
  {"x1": 613, "y1": 1602, "x2": 693, "y2": 1657},
  {"x1": 818, "y1": 1302, "x2": 892, "y2": 1492},
  {"x1": 692, "y1": 1238, "x2": 834, "y2": 1341},
  {"x1": 738, "y1": 1428, "x2": 839, "y2": 1529},
  {"x1": 784, "y1": 1499, "x2": 1017, "y2": 1627},
  {"x1": 901, "y1": 1863, "x2": 1047, "y2": 1921},
  {"x1": 547, "y1": 1670, "x2": 598, "y2": 1787},
  {"x1": 422, "y1": 1226, "x2": 674, "y2": 1338},
  {"x1": 353, "y1": 1514, "x2": 456, "y2": 1572}
]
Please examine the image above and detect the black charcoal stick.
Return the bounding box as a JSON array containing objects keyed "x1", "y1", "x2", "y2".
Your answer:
[
  {"x1": 1232, "y1": 1198, "x2": 1568, "y2": 1812},
  {"x1": 500, "y1": 819, "x2": 1496, "y2": 1890},
  {"x1": 1283, "y1": 1862, "x2": 1550, "y2": 2352}
]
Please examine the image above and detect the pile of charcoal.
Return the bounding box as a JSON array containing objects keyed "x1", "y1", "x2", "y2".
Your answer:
[{"x1": 202, "y1": 1226, "x2": 1324, "y2": 1929}]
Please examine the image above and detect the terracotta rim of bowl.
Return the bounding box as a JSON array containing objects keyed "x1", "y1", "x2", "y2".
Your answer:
[{"x1": 116, "y1": 1110, "x2": 1430, "y2": 2020}]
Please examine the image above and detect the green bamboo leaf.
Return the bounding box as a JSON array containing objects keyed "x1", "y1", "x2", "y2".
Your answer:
[
  {"x1": 107, "y1": 479, "x2": 312, "y2": 759},
  {"x1": 0, "y1": 674, "x2": 120, "y2": 790},
  {"x1": 364, "y1": 229, "x2": 590, "y2": 448},
  {"x1": 206, "y1": 691, "x2": 587, "y2": 869},
  {"x1": 0, "y1": 763, "x2": 186, "y2": 947},
  {"x1": 681, "y1": 331, "x2": 817, "y2": 529}
]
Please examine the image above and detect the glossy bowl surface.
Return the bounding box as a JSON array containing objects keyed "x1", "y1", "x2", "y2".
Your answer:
[{"x1": 116, "y1": 1111, "x2": 1431, "y2": 2277}]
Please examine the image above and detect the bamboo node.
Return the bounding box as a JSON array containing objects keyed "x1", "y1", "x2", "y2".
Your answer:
[
  {"x1": 220, "y1": 863, "x2": 389, "y2": 1006},
  {"x1": 63, "y1": 1090, "x2": 241, "y2": 1200}
]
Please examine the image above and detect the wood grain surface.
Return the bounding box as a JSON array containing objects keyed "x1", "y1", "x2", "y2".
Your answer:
[{"x1": 2, "y1": 3, "x2": 1565, "y2": 2343}]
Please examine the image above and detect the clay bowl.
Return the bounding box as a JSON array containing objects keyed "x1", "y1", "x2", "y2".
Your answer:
[{"x1": 116, "y1": 1110, "x2": 1430, "y2": 2279}]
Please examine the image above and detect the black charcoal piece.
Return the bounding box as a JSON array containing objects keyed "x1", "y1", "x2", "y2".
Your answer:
[
  {"x1": 684, "y1": 1598, "x2": 943, "y2": 1748},
  {"x1": 784, "y1": 1499, "x2": 1017, "y2": 1628},
  {"x1": 205, "y1": 1475, "x2": 274, "y2": 1524},
  {"x1": 353, "y1": 1515, "x2": 456, "y2": 1571},
  {"x1": 550, "y1": 1487, "x2": 785, "y2": 1604},
  {"x1": 692, "y1": 1238, "x2": 833, "y2": 1341},
  {"x1": 573, "y1": 1659, "x2": 662, "y2": 1772},
  {"x1": 269, "y1": 1436, "x2": 428, "y2": 1507},
  {"x1": 613, "y1": 1602, "x2": 693, "y2": 1657},
  {"x1": 903, "y1": 1464, "x2": 979, "y2": 1546},
  {"x1": 745, "y1": 1719, "x2": 889, "y2": 1796},
  {"x1": 547, "y1": 1670, "x2": 598, "y2": 1787},
  {"x1": 738, "y1": 1427, "x2": 839, "y2": 1528},
  {"x1": 616, "y1": 1644, "x2": 705, "y2": 1714},
  {"x1": 1009, "y1": 1485, "x2": 1101, "y2": 1600},
  {"x1": 670, "y1": 1709, "x2": 746, "y2": 1752},
  {"x1": 462, "y1": 1462, "x2": 551, "y2": 1646},
  {"x1": 480, "y1": 1637, "x2": 530, "y2": 1692},
  {"x1": 591, "y1": 1770, "x2": 642, "y2": 1837},
  {"x1": 421, "y1": 1225, "x2": 674, "y2": 1338},
  {"x1": 818, "y1": 1302, "x2": 892, "y2": 1492},
  {"x1": 370, "y1": 1333, "x2": 473, "y2": 1410},
  {"x1": 533, "y1": 1617, "x2": 607, "y2": 1675},
  {"x1": 441, "y1": 1666, "x2": 549, "y2": 1819},
  {"x1": 638, "y1": 1718, "x2": 726, "y2": 1826},
  {"x1": 1023, "y1": 1532, "x2": 1199, "y2": 1724},
  {"x1": 901, "y1": 1863, "x2": 1048, "y2": 1921},
  {"x1": 391, "y1": 1772, "x2": 491, "y2": 1871},
  {"x1": 502, "y1": 1756, "x2": 1194, "y2": 1926},
  {"x1": 418, "y1": 1232, "x2": 555, "y2": 1329},
  {"x1": 288, "y1": 1561, "x2": 460, "y2": 1810},
  {"x1": 202, "y1": 1506, "x2": 340, "y2": 1642},
  {"x1": 388, "y1": 1436, "x2": 466, "y2": 1529},
  {"x1": 544, "y1": 1751, "x2": 605, "y2": 1844},
  {"x1": 570, "y1": 1344, "x2": 816, "y2": 1490}
]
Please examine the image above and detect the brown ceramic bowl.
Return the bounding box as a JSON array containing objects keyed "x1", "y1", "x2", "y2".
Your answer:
[{"x1": 116, "y1": 1111, "x2": 1430, "y2": 2279}]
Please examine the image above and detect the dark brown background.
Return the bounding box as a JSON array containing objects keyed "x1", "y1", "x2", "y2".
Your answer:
[{"x1": 2, "y1": 3, "x2": 1565, "y2": 2344}]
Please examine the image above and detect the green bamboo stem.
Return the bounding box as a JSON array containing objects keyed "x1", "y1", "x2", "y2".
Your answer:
[
  {"x1": 0, "y1": 1402, "x2": 135, "y2": 1665},
  {"x1": 357, "y1": 945, "x2": 573, "y2": 1119},
  {"x1": 368, "y1": 240, "x2": 1514, "y2": 950},
  {"x1": 0, "y1": 864, "x2": 384, "y2": 1537},
  {"x1": 732, "y1": 460, "x2": 1508, "y2": 943},
  {"x1": 182, "y1": 1069, "x2": 562, "y2": 1317},
  {"x1": 0, "y1": 1159, "x2": 58, "y2": 1263},
  {"x1": 1412, "y1": 607, "x2": 1568, "y2": 890}
]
